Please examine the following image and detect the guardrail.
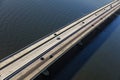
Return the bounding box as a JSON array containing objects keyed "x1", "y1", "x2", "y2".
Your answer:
[{"x1": 0, "y1": 0, "x2": 120, "y2": 80}]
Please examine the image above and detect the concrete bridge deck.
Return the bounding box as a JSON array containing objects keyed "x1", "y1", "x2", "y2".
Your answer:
[{"x1": 0, "y1": 0, "x2": 120, "y2": 80}]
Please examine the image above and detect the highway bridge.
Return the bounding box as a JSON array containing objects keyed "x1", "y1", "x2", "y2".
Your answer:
[{"x1": 0, "y1": 0, "x2": 120, "y2": 80}]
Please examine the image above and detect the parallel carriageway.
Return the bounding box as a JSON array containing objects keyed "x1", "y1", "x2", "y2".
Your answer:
[{"x1": 0, "y1": 0, "x2": 120, "y2": 80}]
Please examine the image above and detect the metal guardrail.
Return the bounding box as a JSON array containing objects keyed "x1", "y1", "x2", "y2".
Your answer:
[{"x1": 0, "y1": 0, "x2": 120, "y2": 80}]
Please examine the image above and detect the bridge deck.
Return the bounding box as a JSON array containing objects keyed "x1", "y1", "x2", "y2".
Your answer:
[{"x1": 0, "y1": 0, "x2": 120, "y2": 80}]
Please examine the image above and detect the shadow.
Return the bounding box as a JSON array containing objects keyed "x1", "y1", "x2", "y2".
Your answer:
[{"x1": 35, "y1": 14, "x2": 119, "y2": 80}]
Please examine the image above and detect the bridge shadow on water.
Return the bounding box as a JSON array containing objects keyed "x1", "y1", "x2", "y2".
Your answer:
[{"x1": 35, "y1": 13, "x2": 119, "y2": 80}]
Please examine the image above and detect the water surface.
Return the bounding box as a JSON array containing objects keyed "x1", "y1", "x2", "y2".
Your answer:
[
  {"x1": 0, "y1": 0, "x2": 112, "y2": 59},
  {"x1": 49, "y1": 15, "x2": 120, "y2": 80},
  {"x1": 72, "y1": 15, "x2": 120, "y2": 80}
]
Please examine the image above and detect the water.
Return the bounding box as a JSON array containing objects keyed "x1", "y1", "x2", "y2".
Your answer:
[
  {"x1": 72, "y1": 15, "x2": 120, "y2": 80},
  {"x1": 50, "y1": 15, "x2": 120, "y2": 80},
  {"x1": 0, "y1": 0, "x2": 112, "y2": 60}
]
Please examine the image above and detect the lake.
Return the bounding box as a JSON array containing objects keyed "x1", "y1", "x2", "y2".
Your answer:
[{"x1": 0, "y1": 0, "x2": 112, "y2": 60}]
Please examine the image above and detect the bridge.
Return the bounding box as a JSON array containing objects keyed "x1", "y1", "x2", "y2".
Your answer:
[{"x1": 0, "y1": 0, "x2": 120, "y2": 80}]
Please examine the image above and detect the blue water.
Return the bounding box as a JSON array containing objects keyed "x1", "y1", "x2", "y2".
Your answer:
[
  {"x1": 0, "y1": 0, "x2": 112, "y2": 59},
  {"x1": 52, "y1": 15, "x2": 120, "y2": 80}
]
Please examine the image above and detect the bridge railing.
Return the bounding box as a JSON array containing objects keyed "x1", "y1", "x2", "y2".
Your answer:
[{"x1": 1, "y1": 0, "x2": 120, "y2": 80}]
